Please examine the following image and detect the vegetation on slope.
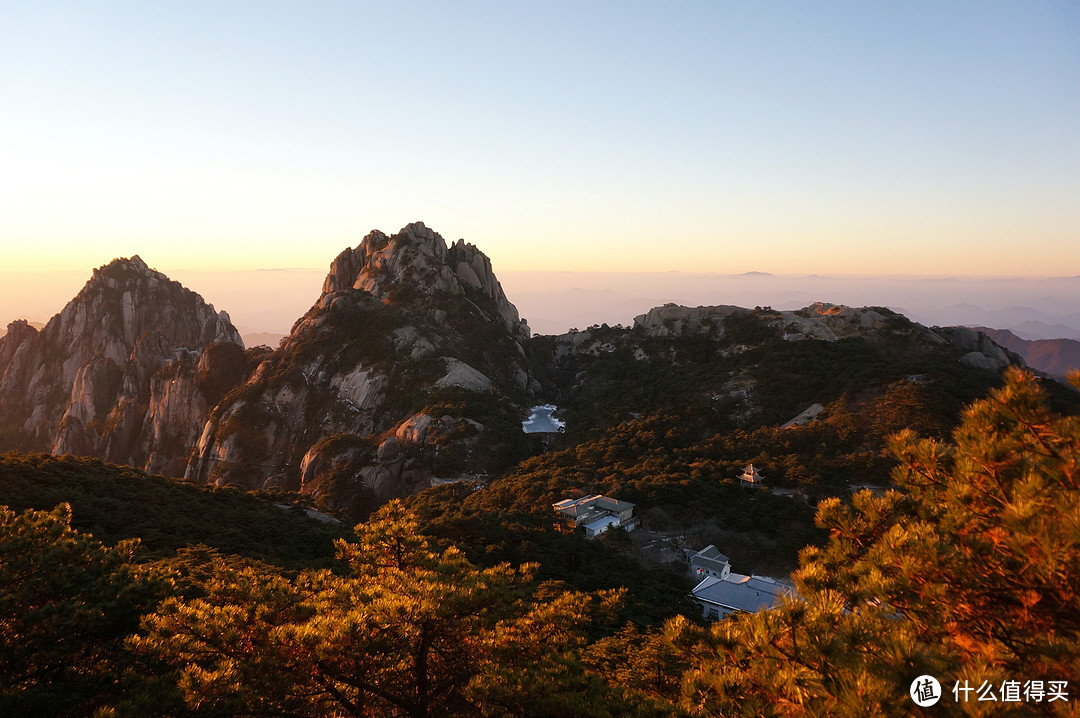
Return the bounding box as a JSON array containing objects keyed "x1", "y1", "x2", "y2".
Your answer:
[
  {"x1": 0, "y1": 453, "x2": 348, "y2": 568},
  {"x1": 533, "y1": 311, "x2": 1009, "y2": 446},
  {"x1": 2, "y1": 370, "x2": 1077, "y2": 716},
  {"x1": 666, "y1": 368, "x2": 1080, "y2": 715}
]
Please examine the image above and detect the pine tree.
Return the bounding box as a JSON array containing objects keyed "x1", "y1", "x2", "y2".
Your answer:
[
  {"x1": 667, "y1": 369, "x2": 1080, "y2": 716},
  {"x1": 0, "y1": 504, "x2": 164, "y2": 716},
  {"x1": 135, "y1": 500, "x2": 664, "y2": 717}
]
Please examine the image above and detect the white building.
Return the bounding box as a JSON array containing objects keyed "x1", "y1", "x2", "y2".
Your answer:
[
  {"x1": 688, "y1": 544, "x2": 795, "y2": 620},
  {"x1": 689, "y1": 544, "x2": 731, "y2": 580},
  {"x1": 552, "y1": 494, "x2": 637, "y2": 538}
]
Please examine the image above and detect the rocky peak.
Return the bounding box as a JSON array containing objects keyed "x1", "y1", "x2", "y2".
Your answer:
[
  {"x1": 634, "y1": 304, "x2": 746, "y2": 337},
  {"x1": 625, "y1": 301, "x2": 1025, "y2": 373},
  {"x1": 321, "y1": 222, "x2": 529, "y2": 340},
  {"x1": 932, "y1": 325, "x2": 1024, "y2": 371},
  {"x1": 0, "y1": 257, "x2": 248, "y2": 474},
  {"x1": 55, "y1": 256, "x2": 241, "y2": 353},
  {"x1": 0, "y1": 320, "x2": 38, "y2": 375},
  {"x1": 185, "y1": 224, "x2": 541, "y2": 503},
  {"x1": 93, "y1": 254, "x2": 149, "y2": 280}
]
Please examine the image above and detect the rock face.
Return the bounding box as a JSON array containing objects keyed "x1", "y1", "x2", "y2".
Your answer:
[
  {"x1": 932, "y1": 326, "x2": 1022, "y2": 372},
  {"x1": 321, "y1": 222, "x2": 531, "y2": 341},
  {"x1": 776, "y1": 303, "x2": 896, "y2": 341},
  {"x1": 634, "y1": 304, "x2": 746, "y2": 337},
  {"x1": 0, "y1": 257, "x2": 249, "y2": 475},
  {"x1": 186, "y1": 223, "x2": 537, "y2": 506}
]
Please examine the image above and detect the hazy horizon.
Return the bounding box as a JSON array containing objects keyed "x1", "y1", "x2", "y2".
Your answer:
[{"x1": 4, "y1": 261, "x2": 1080, "y2": 342}]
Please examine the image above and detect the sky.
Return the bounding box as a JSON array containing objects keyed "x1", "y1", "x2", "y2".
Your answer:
[
  {"x1": 1, "y1": 2, "x2": 1078, "y2": 335},
  {"x1": 2, "y1": 2, "x2": 1078, "y2": 273}
]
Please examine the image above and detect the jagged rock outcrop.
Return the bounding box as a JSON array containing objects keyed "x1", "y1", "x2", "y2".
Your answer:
[
  {"x1": 634, "y1": 304, "x2": 746, "y2": 337},
  {"x1": 776, "y1": 303, "x2": 897, "y2": 341},
  {"x1": 321, "y1": 222, "x2": 531, "y2": 341},
  {"x1": 932, "y1": 326, "x2": 1022, "y2": 371},
  {"x1": 0, "y1": 320, "x2": 38, "y2": 371},
  {"x1": 187, "y1": 223, "x2": 537, "y2": 504},
  {"x1": 0, "y1": 256, "x2": 249, "y2": 475}
]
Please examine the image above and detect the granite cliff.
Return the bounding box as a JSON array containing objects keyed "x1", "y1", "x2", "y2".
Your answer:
[
  {"x1": 185, "y1": 222, "x2": 539, "y2": 507},
  {"x1": 0, "y1": 256, "x2": 248, "y2": 475}
]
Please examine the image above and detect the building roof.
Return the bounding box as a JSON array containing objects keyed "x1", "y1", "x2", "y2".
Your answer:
[
  {"x1": 692, "y1": 544, "x2": 729, "y2": 564},
  {"x1": 692, "y1": 573, "x2": 794, "y2": 613},
  {"x1": 552, "y1": 495, "x2": 601, "y2": 518},
  {"x1": 552, "y1": 500, "x2": 582, "y2": 516},
  {"x1": 583, "y1": 514, "x2": 620, "y2": 534},
  {"x1": 690, "y1": 545, "x2": 731, "y2": 574},
  {"x1": 552, "y1": 494, "x2": 633, "y2": 519},
  {"x1": 593, "y1": 496, "x2": 635, "y2": 512},
  {"x1": 740, "y1": 463, "x2": 764, "y2": 482},
  {"x1": 522, "y1": 404, "x2": 566, "y2": 434}
]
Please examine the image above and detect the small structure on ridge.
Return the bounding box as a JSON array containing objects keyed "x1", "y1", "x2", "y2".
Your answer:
[{"x1": 739, "y1": 463, "x2": 765, "y2": 486}]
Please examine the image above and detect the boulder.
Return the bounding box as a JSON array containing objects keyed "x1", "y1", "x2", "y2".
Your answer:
[
  {"x1": 435, "y1": 359, "x2": 493, "y2": 391},
  {"x1": 396, "y1": 414, "x2": 435, "y2": 445}
]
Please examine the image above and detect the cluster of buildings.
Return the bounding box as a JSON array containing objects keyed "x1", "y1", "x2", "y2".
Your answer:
[
  {"x1": 551, "y1": 465, "x2": 794, "y2": 623},
  {"x1": 552, "y1": 494, "x2": 638, "y2": 537}
]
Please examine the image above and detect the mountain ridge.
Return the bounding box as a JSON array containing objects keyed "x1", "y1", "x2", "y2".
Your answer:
[{"x1": 0, "y1": 224, "x2": 1042, "y2": 514}]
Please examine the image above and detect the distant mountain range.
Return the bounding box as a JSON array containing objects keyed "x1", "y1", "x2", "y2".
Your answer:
[
  {"x1": 972, "y1": 327, "x2": 1080, "y2": 379},
  {"x1": 907, "y1": 304, "x2": 1080, "y2": 341}
]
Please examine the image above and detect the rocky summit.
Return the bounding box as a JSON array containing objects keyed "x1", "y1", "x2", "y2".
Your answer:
[
  {"x1": 321, "y1": 222, "x2": 530, "y2": 341},
  {"x1": 0, "y1": 256, "x2": 246, "y2": 475},
  {"x1": 185, "y1": 223, "x2": 540, "y2": 507},
  {"x1": 630, "y1": 301, "x2": 1022, "y2": 369}
]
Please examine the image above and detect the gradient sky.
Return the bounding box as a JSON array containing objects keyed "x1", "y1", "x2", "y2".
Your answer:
[{"x1": 1, "y1": 1, "x2": 1078, "y2": 277}]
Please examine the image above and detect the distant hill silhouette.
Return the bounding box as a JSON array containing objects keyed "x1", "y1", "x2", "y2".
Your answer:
[
  {"x1": 973, "y1": 327, "x2": 1080, "y2": 379},
  {"x1": 0, "y1": 320, "x2": 44, "y2": 336},
  {"x1": 241, "y1": 331, "x2": 286, "y2": 348}
]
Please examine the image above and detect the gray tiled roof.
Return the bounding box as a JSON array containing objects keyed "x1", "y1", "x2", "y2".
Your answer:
[
  {"x1": 594, "y1": 496, "x2": 635, "y2": 512},
  {"x1": 693, "y1": 545, "x2": 730, "y2": 564},
  {"x1": 583, "y1": 515, "x2": 620, "y2": 534},
  {"x1": 692, "y1": 574, "x2": 794, "y2": 613}
]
